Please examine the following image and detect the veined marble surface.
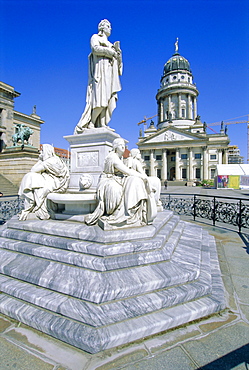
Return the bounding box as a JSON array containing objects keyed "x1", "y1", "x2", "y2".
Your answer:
[{"x1": 0, "y1": 210, "x2": 226, "y2": 353}]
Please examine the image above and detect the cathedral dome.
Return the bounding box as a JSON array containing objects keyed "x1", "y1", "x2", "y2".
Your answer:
[{"x1": 163, "y1": 52, "x2": 191, "y2": 75}]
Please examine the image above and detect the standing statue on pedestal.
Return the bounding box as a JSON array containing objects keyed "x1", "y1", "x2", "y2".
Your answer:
[
  {"x1": 85, "y1": 138, "x2": 157, "y2": 228},
  {"x1": 18, "y1": 144, "x2": 70, "y2": 220},
  {"x1": 74, "y1": 19, "x2": 122, "y2": 134}
]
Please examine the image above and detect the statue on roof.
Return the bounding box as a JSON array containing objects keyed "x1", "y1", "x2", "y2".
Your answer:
[{"x1": 175, "y1": 37, "x2": 179, "y2": 53}]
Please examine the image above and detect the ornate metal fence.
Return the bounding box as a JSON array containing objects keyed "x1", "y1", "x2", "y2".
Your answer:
[
  {"x1": 1, "y1": 193, "x2": 249, "y2": 233},
  {"x1": 161, "y1": 193, "x2": 249, "y2": 233},
  {"x1": 0, "y1": 196, "x2": 24, "y2": 225}
]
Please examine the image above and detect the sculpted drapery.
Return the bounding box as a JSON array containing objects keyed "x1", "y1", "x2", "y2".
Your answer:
[
  {"x1": 18, "y1": 144, "x2": 70, "y2": 220},
  {"x1": 74, "y1": 19, "x2": 122, "y2": 133},
  {"x1": 84, "y1": 138, "x2": 157, "y2": 227}
]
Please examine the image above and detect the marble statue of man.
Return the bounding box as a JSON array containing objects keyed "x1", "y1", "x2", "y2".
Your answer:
[{"x1": 74, "y1": 19, "x2": 122, "y2": 134}]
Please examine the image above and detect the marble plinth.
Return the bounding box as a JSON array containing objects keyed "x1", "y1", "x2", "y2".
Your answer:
[
  {"x1": 64, "y1": 128, "x2": 122, "y2": 191},
  {"x1": 0, "y1": 211, "x2": 226, "y2": 353}
]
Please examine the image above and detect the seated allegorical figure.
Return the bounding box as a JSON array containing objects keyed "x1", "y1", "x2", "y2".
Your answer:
[
  {"x1": 84, "y1": 138, "x2": 157, "y2": 227},
  {"x1": 18, "y1": 144, "x2": 70, "y2": 220},
  {"x1": 126, "y1": 148, "x2": 162, "y2": 209}
]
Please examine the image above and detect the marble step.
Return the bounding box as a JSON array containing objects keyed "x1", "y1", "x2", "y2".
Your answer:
[
  {"x1": 0, "y1": 233, "x2": 226, "y2": 353},
  {"x1": 0, "y1": 238, "x2": 212, "y2": 327},
  {"x1": 0, "y1": 215, "x2": 181, "y2": 263},
  {"x1": 5, "y1": 211, "x2": 172, "y2": 243},
  {"x1": 0, "y1": 219, "x2": 185, "y2": 271},
  {"x1": 0, "y1": 222, "x2": 204, "y2": 304}
]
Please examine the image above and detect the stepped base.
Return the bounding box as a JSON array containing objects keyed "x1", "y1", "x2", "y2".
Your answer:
[{"x1": 0, "y1": 211, "x2": 226, "y2": 353}]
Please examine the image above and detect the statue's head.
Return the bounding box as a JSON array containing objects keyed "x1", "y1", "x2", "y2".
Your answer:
[
  {"x1": 113, "y1": 138, "x2": 125, "y2": 155},
  {"x1": 41, "y1": 144, "x2": 55, "y2": 160},
  {"x1": 130, "y1": 148, "x2": 141, "y2": 159},
  {"x1": 98, "y1": 19, "x2": 111, "y2": 36}
]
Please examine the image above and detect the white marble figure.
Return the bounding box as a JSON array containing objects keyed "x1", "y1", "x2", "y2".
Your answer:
[
  {"x1": 74, "y1": 19, "x2": 122, "y2": 133},
  {"x1": 84, "y1": 138, "x2": 157, "y2": 227},
  {"x1": 126, "y1": 148, "x2": 162, "y2": 209},
  {"x1": 18, "y1": 144, "x2": 70, "y2": 220}
]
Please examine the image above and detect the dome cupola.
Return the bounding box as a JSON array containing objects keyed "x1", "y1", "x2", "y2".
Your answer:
[{"x1": 156, "y1": 38, "x2": 199, "y2": 130}]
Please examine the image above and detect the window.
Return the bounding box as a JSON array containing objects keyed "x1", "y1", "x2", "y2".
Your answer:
[
  {"x1": 156, "y1": 155, "x2": 162, "y2": 161},
  {"x1": 157, "y1": 169, "x2": 161, "y2": 179},
  {"x1": 195, "y1": 153, "x2": 201, "y2": 159},
  {"x1": 181, "y1": 75, "x2": 184, "y2": 79},
  {"x1": 144, "y1": 156, "x2": 150, "y2": 161},
  {"x1": 171, "y1": 151, "x2": 175, "y2": 155},
  {"x1": 182, "y1": 168, "x2": 187, "y2": 179},
  {"x1": 210, "y1": 154, "x2": 217, "y2": 160},
  {"x1": 211, "y1": 169, "x2": 215, "y2": 179},
  {"x1": 171, "y1": 156, "x2": 175, "y2": 161},
  {"x1": 182, "y1": 109, "x2": 185, "y2": 118},
  {"x1": 181, "y1": 154, "x2": 187, "y2": 160},
  {"x1": 145, "y1": 169, "x2": 149, "y2": 176},
  {"x1": 195, "y1": 168, "x2": 201, "y2": 178},
  {"x1": 173, "y1": 76, "x2": 177, "y2": 80}
]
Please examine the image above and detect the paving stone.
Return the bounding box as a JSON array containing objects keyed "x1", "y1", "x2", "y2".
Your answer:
[
  {"x1": 93, "y1": 349, "x2": 148, "y2": 370},
  {"x1": 199, "y1": 312, "x2": 238, "y2": 332},
  {"x1": 226, "y1": 256, "x2": 249, "y2": 277},
  {"x1": 5, "y1": 325, "x2": 91, "y2": 370},
  {"x1": 221, "y1": 242, "x2": 248, "y2": 259},
  {"x1": 0, "y1": 316, "x2": 12, "y2": 333},
  {"x1": 144, "y1": 324, "x2": 201, "y2": 354},
  {"x1": 240, "y1": 304, "x2": 249, "y2": 322},
  {"x1": 120, "y1": 346, "x2": 198, "y2": 369},
  {"x1": 182, "y1": 322, "x2": 249, "y2": 368},
  {"x1": 221, "y1": 275, "x2": 238, "y2": 311},
  {"x1": 231, "y1": 276, "x2": 249, "y2": 305},
  {"x1": 0, "y1": 336, "x2": 54, "y2": 370}
]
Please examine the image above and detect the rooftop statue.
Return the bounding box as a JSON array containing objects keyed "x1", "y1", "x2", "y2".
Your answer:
[
  {"x1": 74, "y1": 19, "x2": 122, "y2": 134},
  {"x1": 18, "y1": 144, "x2": 70, "y2": 220},
  {"x1": 84, "y1": 138, "x2": 157, "y2": 228}
]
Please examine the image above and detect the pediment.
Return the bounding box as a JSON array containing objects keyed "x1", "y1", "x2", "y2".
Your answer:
[{"x1": 142, "y1": 127, "x2": 203, "y2": 144}]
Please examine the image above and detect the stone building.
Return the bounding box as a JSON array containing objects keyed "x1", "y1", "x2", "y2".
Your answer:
[
  {"x1": 137, "y1": 42, "x2": 230, "y2": 184},
  {"x1": 0, "y1": 81, "x2": 44, "y2": 188}
]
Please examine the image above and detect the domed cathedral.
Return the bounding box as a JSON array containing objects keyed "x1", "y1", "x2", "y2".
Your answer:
[{"x1": 137, "y1": 39, "x2": 230, "y2": 185}]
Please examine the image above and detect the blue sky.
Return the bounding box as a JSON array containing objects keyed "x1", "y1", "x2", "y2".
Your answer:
[{"x1": 1, "y1": 0, "x2": 248, "y2": 159}]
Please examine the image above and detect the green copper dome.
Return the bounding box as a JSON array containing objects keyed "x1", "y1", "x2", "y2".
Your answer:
[{"x1": 163, "y1": 52, "x2": 191, "y2": 74}]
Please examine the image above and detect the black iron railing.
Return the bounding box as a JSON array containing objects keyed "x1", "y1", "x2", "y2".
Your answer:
[
  {"x1": 1, "y1": 193, "x2": 249, "y2": 233},
  {"x1": 161, "y1": 193, "x2": 249, "y2": 233},
  {"x1": 0, "y1": 196, "x2": 24, "y2": 224}
]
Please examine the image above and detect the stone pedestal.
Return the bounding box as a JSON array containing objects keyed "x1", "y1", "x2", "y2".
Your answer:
[
  {"x1": 0, "y1": 146, "x2": 39, "y2": 187},
  {"x1": 64, "y1": 128, "x2": 121, "y2": 191},
  {"x1": 0, "y1": 211, "x2": 226, "y2": 353}
]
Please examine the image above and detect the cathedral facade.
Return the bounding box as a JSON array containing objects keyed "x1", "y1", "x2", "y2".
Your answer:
[{"x1": 137, "y1": 42, "x2": 230, "y2": 184}]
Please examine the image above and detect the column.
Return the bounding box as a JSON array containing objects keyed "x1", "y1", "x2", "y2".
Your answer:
[
  {"x1": 222, "y1": 149, "x2": 228, "y2": 164},
  {"x1": 162, "y1": 149, "x2": 167, "y2": 180},
  {"x1": 193, "y1": 98, "x2": 197, "y2": 119},
  {"x1": 218, "y1": 149, "x2": 223, "y2": 164},
  {"x1": 178, "y1": 94, "x2": 181, "y2": 118},
  {"x1": 150, "y1": 150, "x2": 155, "y2": 176},
  {"x1": 203, "y1": 147, "x2": 208, "y2": 179},
  {"x1": 188, "y1": 95, "x2": 192, "y2": 119},
  {"x1": 175, "y1": 148, "x2": 180, "y2": 180},
  {"x1": 168, "y1": 95, "x2": 171, "y2": 120},
  {"x1": 188, "y1": 147, "x2": 193, "y2": 180}
]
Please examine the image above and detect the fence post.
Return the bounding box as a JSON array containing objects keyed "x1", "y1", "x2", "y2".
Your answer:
[
  {"x1": 213, "y1": 196, "x2": 216, "y2": 226},
  {"x1": 193, "y1": 195, "x2": 196, "y2": 221},
  {"x1": 238, "y1": 199, "x2": 242, "y2": 233}
]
